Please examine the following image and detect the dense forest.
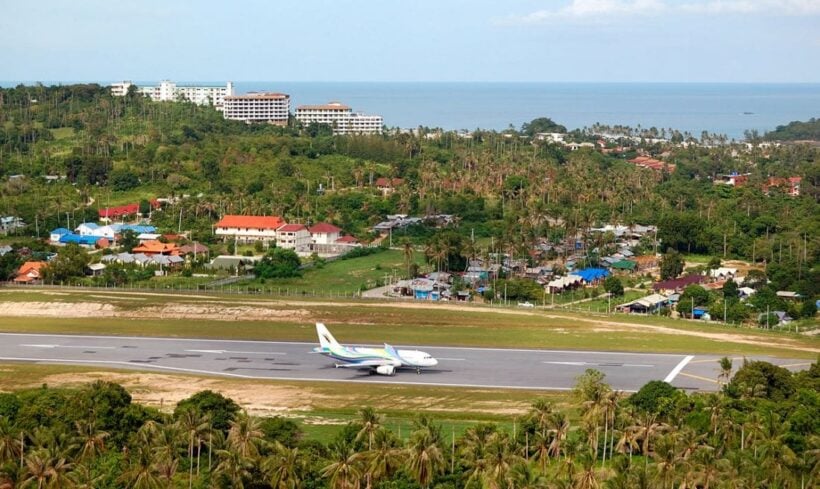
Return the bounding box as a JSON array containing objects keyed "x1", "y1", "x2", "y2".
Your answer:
[
  {"x1": 0, "y1": 359, "x2": 817, "y2": 488},
  {"x1": 0, "y1": 84, "x2": 817, "y2": 292},
  {"x1": 764, "y1": 119, "x2": 820, "y2": 142}
]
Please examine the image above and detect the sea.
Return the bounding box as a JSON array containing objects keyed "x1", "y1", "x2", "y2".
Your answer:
[{"x1": 5, "y1": 81, "x2": 820, "y2": 140}]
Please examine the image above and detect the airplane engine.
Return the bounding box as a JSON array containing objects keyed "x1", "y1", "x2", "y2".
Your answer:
[{"x1": 375, "y1": 365, "x2": 396, "y2": 376}]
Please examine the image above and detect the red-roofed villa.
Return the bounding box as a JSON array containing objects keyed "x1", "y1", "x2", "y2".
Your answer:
[{"x1": 214, "y1": 215, "x2": 286, "y2": 243}]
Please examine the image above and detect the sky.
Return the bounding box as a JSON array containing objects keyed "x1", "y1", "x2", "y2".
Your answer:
[{"x1": 2, "y1": 0, "x2": 819, "y2": 83}]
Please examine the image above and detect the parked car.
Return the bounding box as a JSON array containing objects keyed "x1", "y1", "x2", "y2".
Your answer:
[{"x1": 518, "y1": 301, "x2": 535, "y2": 308}]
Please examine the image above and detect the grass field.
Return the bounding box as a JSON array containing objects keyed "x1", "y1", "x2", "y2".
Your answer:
[
  {"x1": 0, "y1": 362, "x2": 564, "y2": 442},
  {"x1": 240, "y1": 249, "x2": 426, "y2": 294}
]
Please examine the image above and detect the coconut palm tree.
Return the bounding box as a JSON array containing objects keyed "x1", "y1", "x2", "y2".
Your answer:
[
  {"x1": 364, "y1": 429, "x2": 402, "y2": 488},
  {"x1": 213, "y1": 447, "x2": 253, "y2": 489},
  {"x1": 406, "y1": 423, "x2": 444, "y2": 489},
  {"x1": 321, "y1": 440, "x2": 363, "y2": 489},
  {"x1": 483, "y1": 432, "x2": 522, "y2": 489},
  {"x1": 510, "y1": 462, "x2": 548, "y2": 489},
  {"x1": 73, "y1": 420, "x2": 108, "y2": 461},
  {"x1": 526, "y1": 399, "x2": 554, "y2": 433},
  {"x1": 262, "y1": 442, "x2": 304, "y2": 489},
  {"x1": 119, "y1": 444, "x2": 160, "y2": 489},
  {"x1": 21, "y1": 450, "x2": 50, "y2": 489},
  {"x1": 355, "y1": 407, "x2": 382, "y2": 451},
  {"x1": 0, "y1": 420, "x2": 20, "y2": 466},
  {"x1": 226, "y1": 412, "x2": 264, "y2": 459}
]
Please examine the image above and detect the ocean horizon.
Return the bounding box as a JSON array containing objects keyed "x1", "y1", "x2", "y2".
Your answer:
[{"x1": 3, "y1": 81, "x2": 819, "y2": 140}]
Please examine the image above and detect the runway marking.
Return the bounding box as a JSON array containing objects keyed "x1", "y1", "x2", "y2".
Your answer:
[
  {"x1": 664, "y1": 355, "x2": 694, "y2": 383},
  {"x1": 687, "y1": 357, "x2": 744, "y2": 364},
  {"x1": 542, "y1": 361, "x2": 654, "y2": 368},
  {"x1": 0, "y1": 333, "x2": 686, "y2": 357},
  {"x1": 779, "y1": 362, "x2": 811, "y2": 368},
  {"x1": 678, "y1": 372, "x2": 718, "y2": 384},
  {"x1": 22, "y1": 344, "x2": 116, "y2": 350},
  {"x1": 0, "y1": 356, "x2": 616, "y2": 392},
  {"x1": 436, "y1": 357, "x2": 466, "y2": 361},
  {"x1": 185, "y1": 349, "x2": 286, "y2": 355}
]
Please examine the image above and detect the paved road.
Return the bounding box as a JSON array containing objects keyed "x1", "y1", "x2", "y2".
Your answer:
[{"x1": 0, "y1": 333, "x2": 810, "y2": 392}]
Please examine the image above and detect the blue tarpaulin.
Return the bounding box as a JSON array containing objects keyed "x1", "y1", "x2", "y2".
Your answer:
[{"x1": 574, "y1": 268, "x2": 610, "y2": 282}]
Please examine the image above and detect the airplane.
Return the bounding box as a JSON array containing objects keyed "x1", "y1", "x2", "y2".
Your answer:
[{"x1": 313, "y1": 323, "x2": 438, "y2": 375}]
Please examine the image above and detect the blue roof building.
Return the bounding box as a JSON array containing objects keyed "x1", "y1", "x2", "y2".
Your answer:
[
  {"x1": 575, "y1": 268, "x2": 610, "y2": 283},
  {"x1": 59, "y1": 234, "x2": 102, "y2": 246}
]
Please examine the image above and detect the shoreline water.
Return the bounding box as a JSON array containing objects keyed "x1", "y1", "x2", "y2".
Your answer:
[{"x1": 3, "y1": 81, "x2": 818, "y2": 139}]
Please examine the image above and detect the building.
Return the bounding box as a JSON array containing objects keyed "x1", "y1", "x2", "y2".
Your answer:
[
  {"x1": 14, "y1": 261, "x2": 46, "y2": 283},
  {"x1": 131, "y1": 240, "x2": 181, "y2": 256},
  {"x1": 295, "y1": 102, "x2": 383, "y2": 135},
  {"x1": 214, "y1": 215, "x2": 285, "y2": 243},
  {"x1": 223, "y1": 92, "x2": 290, "y2": 125},
  {"x1": 309, "y1": 223, "x2": 342, "y2": 245},
  {"x1": 276, "y1": 224, "x2": 311, "y2": 251},
  {"x1": 0, "y1": 216, "x2": 25, "y2": 234},
  {"x1": 763, "y1": 177, "x2": 801, "y2": 197},
  {"x1": 111, "y1": 80, "x2": 235, "y2": 110}
]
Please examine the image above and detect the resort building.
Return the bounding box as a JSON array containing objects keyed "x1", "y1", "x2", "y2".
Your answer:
[
  {"x1": 110, "y1": 80, "x2": 235, "y2": 110},
  {"x1": 223, "y1": 92, "x2": 290, "y2": 125},
  {"x1": 295, "y1": 102, "x2": 383, "y2": 135},
  {"x1": 308, "y1": 223, "x2": 342, "y2": 245},
  {"x1": 214, "y1": 215, "x2": 285, "y2": 244}
]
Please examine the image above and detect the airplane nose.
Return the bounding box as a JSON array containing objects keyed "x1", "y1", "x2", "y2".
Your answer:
[{"x1": 431, "y1": 358, "x2": 438, "y2": 366}]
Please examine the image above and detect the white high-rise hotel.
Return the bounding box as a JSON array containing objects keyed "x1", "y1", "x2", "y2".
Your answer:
[
  {"x1": 111, "y1": 80, "x2": 235, "y2": 110},
  {"x1": 295, "y1": 102, "x2": 383, "y2": 135},
  {"x1": 222, "y1": 92, "x2": 291, "y2": 125}
]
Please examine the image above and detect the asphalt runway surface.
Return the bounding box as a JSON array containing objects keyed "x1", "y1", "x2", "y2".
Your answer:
[{"x1": 0, "y1": 333, "x2": 810, "y2": 392}]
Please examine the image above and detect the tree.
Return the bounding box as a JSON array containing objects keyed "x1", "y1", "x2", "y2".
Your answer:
[
  {"x1": 41, "y1": 244, "x2": 90, "y2": 282},
  {"x1": 659, "y1": 249, "x2": 684, "y2": 280},
  {"x1": 722, "y1": 280, "x2": 739, "y2": 303},
  {"x1": 726, "y1": 360, "x2": 795, "y2": 402},
  {"x1": 119, "y1": 229, "x2": 139, "y2": 251},
  {"x1": 138, "y1": 199, "x2": 151, "y2": 216},
  {"x1": 604, "y1": 276, "x2": 624, "y2": 297},
  {"x1": 706, "y1": 256, "x2": 721, "y2": 271},
  {"x1": 678, "y1": 285, "x2": 710, "y2": 317},
  {"x1": 174, "y1": 390, "x2": 239, "y2": 433},
  {"x1": 629, "y1": 381, "x2": 681, "y2": 418},
  {"x1": 109, "y1": 168, "x2": 139, "y2": 191},
  {"x1": 521, "y1": 117, "x2": 567, "y2": 136},
  {"x1": 255, "y1": 248, "x2": 301, "y2": 279}
]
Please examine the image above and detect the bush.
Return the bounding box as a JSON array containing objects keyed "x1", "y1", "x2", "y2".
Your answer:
[
  {"x1": 726, "y1": 360, "x2": 795, "y2": 401},
  {"x1": 175, "y1": 390, "x2": 240, "y2": 433},
  {"x1": 629, "y1": 380, "x2": 682, "y2": 417},
  {"x1": 255, "y1": 248, "x2": 301, "y2": 279}
]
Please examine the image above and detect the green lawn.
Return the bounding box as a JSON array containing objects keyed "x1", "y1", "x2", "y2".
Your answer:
[{"x1": 242, "y1": 249, "x2": 426, "y2": 294}]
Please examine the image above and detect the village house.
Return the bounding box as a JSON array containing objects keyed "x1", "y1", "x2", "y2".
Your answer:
[
  {"x1": 617, "y1": 293, "x2": 669, "y2": 314},
  {"x1": 374, "y1": 177, "x2": 404, "y2": 196},
  {"x1": 13, "y1": 261, "x2": 46, "y2": 284},
  {"x1": 276, "y1": 224, "x2": 312, "y2": 251},
  {"x1": 214, "y1": 215, "x2": 285, "y2": 244},
  {"x1": 131, "y1": 240, "x2": 180, "y2": 256},
  {"x1": 763, "y1": 177, "x2": 801, "y2": 197},
  {"x1": 0, "y1": 216, "x2": 25, "y2": 234},
  {"x1": 653, "y1": 274, "x2": 705, "y2": 295},
  {"x1": 309, "y1": 223, "x2": 342, "y2": 245},
  {"x1": 98, "y1": 200, "x2": 160, "y2": 221}
]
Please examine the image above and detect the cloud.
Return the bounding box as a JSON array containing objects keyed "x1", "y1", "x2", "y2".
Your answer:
[{"x1": 501, "y1": 0, "x2": 820, "y2": 25}]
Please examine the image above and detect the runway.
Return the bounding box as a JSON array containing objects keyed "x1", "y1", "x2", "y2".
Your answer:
[{"x1": 0, "y1": 333, "x2": 810, "y2": 392}]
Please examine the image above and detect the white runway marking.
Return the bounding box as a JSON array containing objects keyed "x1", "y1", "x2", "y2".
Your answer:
[
  {"x1": 22, "y1": 344, "x2": 116, "y2": 350},
  {"x1": 185, "y1": 349, "x2": 286, "y2": 355},
  {"x1": 436, "y1": 357, "x2": 466, "y2": 361},
  {"x1": 664, "y1": 355, "x2": 694, "y2": 382},
  {"x1": 543, "y1": 361, "x2": 654, "y2": 368}
]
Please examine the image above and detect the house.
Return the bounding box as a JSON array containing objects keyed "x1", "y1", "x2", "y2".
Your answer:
[
  {"x1": 276, "y1": 224, "x2": 311, "y2": 251},
  {"x1": 309, "y1": 223, "x2": 342, "y2": 245},
  {"x1": 87, "y1": 263, "x2": 107, "y2": 276},
  {"x1": 207, "y1": 255, "x2": 260, "y2": 271},
  {"x1": 0, "y1": 245, "x2": 12, "y2": 256},
  {"x1": 178, "y1": 242, "x2": 209, "y2": 256},
  {"x1": 131, "y1": 240, "x2": 180, "y2": 256},
  {"x1": 0, "y1": 216, "x2": 25, "y2": 234},
  {"x1": 759, "y1": 311, "x2": 793, "y2": 326},
  {"x1": 617, "y1": 293, "x2": 669, "y2": 314},
  {"x1": 75, "y1": 222, "x2": 100, "y2": 236},
  {"x1": 714, "y1": 172, "x2": 750, "y2": 187},
  {"x1": 776, "y1": 291, "x2": 802, "y2": 301},
  {"x1": 628, "y1": 156, "x2": 676, "y2": 173},
  {"x1": 136, "y1": 233, "x2": 162, "y2": 243},
  {"x1": 214, "y1": 215, "x2": 285, "y2": 243},
  {"x1": 610, "y1": 260, "x2": 637, "y2": 273},
  {"x1": 13, "y1": 261, "x2": 46, "y2": 283},
  {"x1": 374, "y1": 177, "x2": 404, "y2": 195},
  {"x1": 574, "y1": 268, "x2": 610, "y2": 285},
  {"x1": 50, "y1": 228, "x2": 72, "y2": 243},
  {"x1": 653, "y1": 275, "x2": 705, "y2": 295},
  {"x1": 546, "y1": 274, "x2": 584, "y2": 294},
  {"x1": 763, "y1": 177, "x2": 801, "y2": 197},
  {"x1": 59, "y1": 233, "x2": 107, "y2": 248},
  {"x1": 335, "y1": 235, "x2": 360, "y2": 246},
  {"x1": 98, "y1": 201, "x2": 160, "y2": 221},
  {"x1": 709, "y1": 267, "x2": 737, "y2": 280}
]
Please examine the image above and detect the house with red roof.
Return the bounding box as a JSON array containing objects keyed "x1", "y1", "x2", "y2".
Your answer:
[
  {"x1": 763, "y1": 177, "x2": 801, "y2": 197},
  {"x1": 214, "y1": 215, "x2": 286, "y2": 243},
  {"x1": 335, "y1": 235, "x2": 360, "y2": 245},
  {"x1": 14, "y1": 261, "x2": 46, "y2": 283},
  {"x1": 276, "y1": 224, "x2": 311, "y2": 251},
  {"x1": 628, "y1": 156, "x2": 676, "y2": 173},
  {"x1": 374, "y1": 177, "x2": 404, "y2": 195},
  {"x1": 131, "y1": 240, "x2": 180, "y2": 256},
  {"x1": 99, "y1": 200, "x2": 160, "y2": 221},
  {"x1": 309, "y1": 222, "x2": 342, "y2": 245}
]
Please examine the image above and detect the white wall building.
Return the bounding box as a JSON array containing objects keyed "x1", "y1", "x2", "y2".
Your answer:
[
  {"x1": 308, "y1": 223, "x2": 342, "y2": 245},
  {"x1": 223, "y1": 92, "x2": 290, "y2": 125},
  {"x1": 295, "y1": 102, "x2": 383, "y2": 135},
  {"x1": 276, "y1": 224, "x2": 312, "y2": 251},
  {"x1": 214, "y1": 215, "x2": 285, "y2": 243},
  {"x1": 111, "y1": 80, "x2": 235, "y2": 110}
]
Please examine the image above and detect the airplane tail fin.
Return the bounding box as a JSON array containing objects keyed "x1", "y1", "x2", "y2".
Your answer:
[{"x1": 316, "y1": 323, "x2": 341, "y2": 350}]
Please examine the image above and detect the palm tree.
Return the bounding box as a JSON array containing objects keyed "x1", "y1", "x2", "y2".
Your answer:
[
  {"x1": 73, "y1": 420, "x2": 108, "y2": 461},
  {"x1": 21, "y1": 451, "x2": 49, "y2": 489},
  {"x1": 548, "y1": 412, "x2": 571, "y2": 460},
  {"x1": 321, "y1": 441, "x2": 363, "y2": 489},
  {"x1": 652, "y1": 433, "x2": 681, "y2": 489},
  {"x1": 364, "y1": 429, "x2": 402, "y2": 488},
  {"x1": 510, "y1": 462, "x2": 548, "y2": 489},
  {"x1": 526, "y1": 399, "x2": 553, "y2": 433},
  {"x1": 226, "y1": 412, "x2": 264, "y2": 459},
  {"x1": 483, "y1": 432, "x2": 522, "y2": 489},
  {"x1": 406, "y1": 423, "x2": 444, "y2": 489},
  {"x1": 355, "y1": 407, "x2": 382, "y2": 451},
  {"x1": 0, "y1": 420, "x2": 20, "y2": 466},
  {"x1": 718, "y1": 357, "x2": 733, "y2": 385},
  {"x1": 262, "y1": 442, "x2": 303, "y2": 489},
  {"x1": 213, "y1": 448, "x2": 253, "y2": 489},
  {"x1": 118, "y1": 444, "x2": 160, "y2": 489}
]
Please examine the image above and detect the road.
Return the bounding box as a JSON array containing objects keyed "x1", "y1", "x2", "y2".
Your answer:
[{"x1": 0, "y1": 333, "x2": 810, "y2": 392}]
